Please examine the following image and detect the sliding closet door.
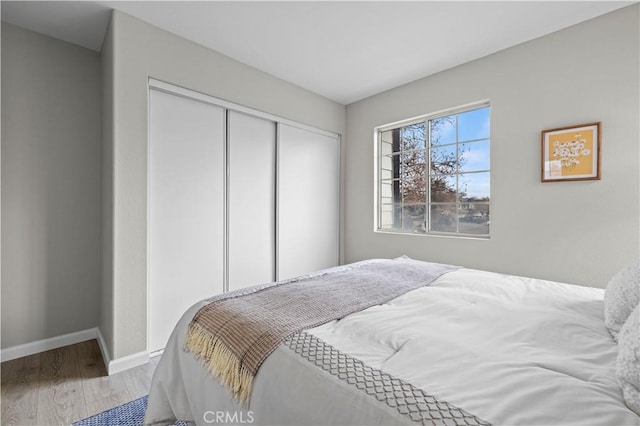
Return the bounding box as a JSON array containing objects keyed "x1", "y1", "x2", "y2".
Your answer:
[
  {"x1": 277, "y1": 124, "x2": 340, "y2": 280},
  {"x1": 228, "y1": 111, "x2": 276, "y2": 291},
  {"x1": 148, "y1": 89, "x2": 225, "y2": 353}
]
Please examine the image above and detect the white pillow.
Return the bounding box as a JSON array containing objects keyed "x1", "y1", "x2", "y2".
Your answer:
[
  {"x1": 604, "y1": 260, "x2": 640, "y2": 341},
  {"x1": 616, "y1": 305, "x2": 640, "y2": 415}
]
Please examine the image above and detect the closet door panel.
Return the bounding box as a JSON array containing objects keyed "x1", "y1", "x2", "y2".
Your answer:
[
  {"x1": 148, "y1": 89, "x2": 225, "y2": 353},
  {"x1": 228, "y1": 111, "x2": 276, "y2": 291},
  {"x1": 277, "y1": 124, "x2": 340, "y2": 280}
]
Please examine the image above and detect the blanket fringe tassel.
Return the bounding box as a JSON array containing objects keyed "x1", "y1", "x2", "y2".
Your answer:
[{"x1": 184, "y1": 322, "x2": 254, "y2": 405}]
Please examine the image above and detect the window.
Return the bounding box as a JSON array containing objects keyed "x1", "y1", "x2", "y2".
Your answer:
[{"x1": 377, "y1": 103, "x2": 490, "y2": 237}]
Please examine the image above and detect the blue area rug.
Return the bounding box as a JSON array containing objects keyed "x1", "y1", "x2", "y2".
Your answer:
[
  {"x1": 73, "y1": 396, "x2": 148, "y2": 426},
  {"x1": 73, "y1": 396, "x2": 188, "y2": 426}
]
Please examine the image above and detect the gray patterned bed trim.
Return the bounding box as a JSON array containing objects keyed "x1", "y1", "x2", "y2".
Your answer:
[{"x1": 285, "y1": 332, "x2": 491, "y2": 426}]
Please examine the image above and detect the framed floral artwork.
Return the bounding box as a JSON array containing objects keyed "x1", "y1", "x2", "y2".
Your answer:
[{"x1": 541, "y1": 122, "x2": 601, "y2": 182}]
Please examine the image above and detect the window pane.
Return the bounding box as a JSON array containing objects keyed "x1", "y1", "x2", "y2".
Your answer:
[
  {"x1": 400, "y1": 123, "x2": 426, "y2": 151},
  {"x1": 430, "y1": 175, "x2": 458, "y2": 202},
  {"x1": 400, "y1": 150, "x2": 426, "y2": 173},
  {"x1": 459, "y1": 172, "x2": 490, "y2": 200},
  {"x1": 380, "y1": 168, "x2": 394, "y2": 180},
  {"x1": 430, "y1": 204, "x2": 457, "y2": 233},
  {"x1": 379, "y1": 201, "x2": 395, "y2": 228},
  {"x1": 430, "y1": 145, "x2": 457, "y2": 175},
  {"x1": 380, "y1": 130, "x2": 396, "y2": 153},
  {"x1": 381, "y1": 140, "x2": 393, "y2": 156},
  {"x1": 403, "y1": 187, "x2": 426, "y2": 203},
  {"x1": 430, "y1": 115, "x2": 456, "y2": 146},
  {"x1": 459, "y1": 203, "x2": 490, "y2": 235},
  {"x1": 380, "y1": 151, "x2": 393, "y2": 170},
  {"x1": 399, "y1": 151, "x2": 426, "y2": 203},
  {"x1": 380, "y1": 202, "x2": 404, "y2": 229},
  {"x1": 459, "y1": 140, "x2": 490, "y2": 172},
  {"x1": 402, "y1": 204, "x2": 426, "y2": 233},
  {"x1": 458, "y1": 107, "x2": 490, "y2": 142},
  {"x1": 380, "y1": 180, "x2": 394, "y2": 199}
]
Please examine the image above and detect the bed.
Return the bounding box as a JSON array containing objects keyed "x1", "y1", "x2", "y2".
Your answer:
[{"x1": 144, "y1": 257, "x2": 639, "y2": 426}]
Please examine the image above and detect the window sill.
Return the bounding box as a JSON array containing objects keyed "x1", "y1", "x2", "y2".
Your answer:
[{"x1": 374, "y1": 229, "x2": 490, "y2": 240}]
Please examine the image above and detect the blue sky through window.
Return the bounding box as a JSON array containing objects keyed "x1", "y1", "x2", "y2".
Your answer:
[
  {"x1": 431, "y1": 106, "x2": 489, "y2": 143},
  {"x1": 431, "y1": 106, "x2": 490, "y2": 200}
]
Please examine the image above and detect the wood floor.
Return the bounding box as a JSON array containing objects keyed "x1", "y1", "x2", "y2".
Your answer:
[{"x1": 1, "y1": 340, "x2": 160, "y2": 425}]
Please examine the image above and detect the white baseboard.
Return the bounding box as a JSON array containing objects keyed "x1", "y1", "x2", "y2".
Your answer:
[
  {"x1": 95, "y1": 327, "x2": 112, "y2": 372},
  {"x1": 1, "y1": 327, "x2": 150, "y2": 376},
  {"x1": 149, "y1": 348, "x2": 164, "y2": 358},
  {"x1": 107, "y1": 350, "x2": 150, "y2": 375},
  {"x1": 0, "y1": 328, "x2": 99, "y2": 362}
]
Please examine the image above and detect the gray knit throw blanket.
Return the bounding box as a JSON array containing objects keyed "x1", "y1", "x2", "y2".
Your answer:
[{"x1": 184, "y1": 257, "x2": 459, "y2": 404}]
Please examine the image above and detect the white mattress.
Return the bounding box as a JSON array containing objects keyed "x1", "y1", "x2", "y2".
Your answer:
[{"x1": 145, "y1": 266, "x2": 640, "y2": 425}]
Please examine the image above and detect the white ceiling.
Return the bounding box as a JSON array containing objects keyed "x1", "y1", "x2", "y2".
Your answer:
[{"x1": 1, "y1": 1, "x2": 635, "y2": 104}]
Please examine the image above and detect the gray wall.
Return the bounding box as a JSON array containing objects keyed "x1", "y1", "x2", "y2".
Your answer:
[
  {"x1": 104, "y1": 11, "x2": 346, "y2": 359},
  {"x1": 1, "y1": 23, "x2": 102, "y2": 348},
  {"x1": 344, "y1": 5, "x2": 639, "y2": 288}
]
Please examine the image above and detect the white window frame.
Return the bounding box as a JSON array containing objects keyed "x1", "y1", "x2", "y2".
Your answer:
[{"x1": 375, "y1": 101, "x2": 490, "y2": 238}]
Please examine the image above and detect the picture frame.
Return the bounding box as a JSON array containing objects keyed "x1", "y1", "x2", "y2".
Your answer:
[{"x1": 541, "y1": 122, "x2": 601, "y2": 182}]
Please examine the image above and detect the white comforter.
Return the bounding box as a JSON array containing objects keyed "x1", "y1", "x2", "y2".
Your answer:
[{"x1": 145, "y1": 266, "x2": 640, "y2": 426}]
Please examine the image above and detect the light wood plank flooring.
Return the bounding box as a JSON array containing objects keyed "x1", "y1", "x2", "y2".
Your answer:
[{"x1": 1, "y1": 340, "x2": 160, "y2": 425}]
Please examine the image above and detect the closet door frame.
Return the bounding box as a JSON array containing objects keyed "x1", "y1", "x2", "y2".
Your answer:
[
  {"x1": 146, "y1": 78, "x2": 341, "y2": 353},
  {"x1": 148, "y1": 79, "x2": 338, "y2": 140}
]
